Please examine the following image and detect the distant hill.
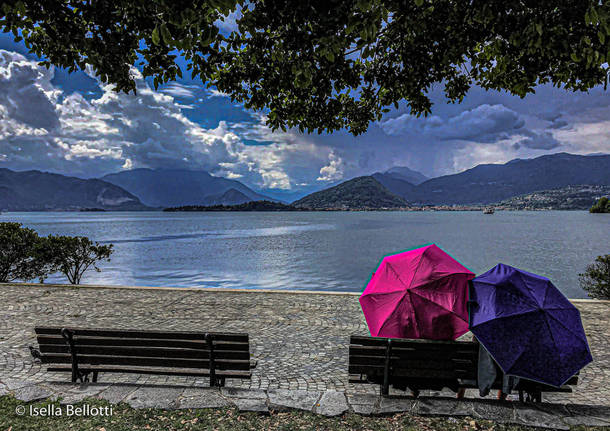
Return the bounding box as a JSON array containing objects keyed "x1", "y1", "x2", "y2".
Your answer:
[
  {"x1": 0, "y1": 169, "x2": 149, "y2": 211},
  {"x1": 101, "y1": 168, "x2": 274, "y2": 207},
  {"x1": 293, "y1": 176, "x2": 407, "y2": 209},
  {"x1": 379, "y1": 153, "x2": 610, "y2": 205},
  {"x1": 372, "y1": 172, "x2": 418, "y2": 199},
  {"x1": 204, "y1": 188, "x2": 253, "y2": 206},
  {"x1": 164, "y1": 200, "x2": 305, "y2": 212},
  {"x1": 381, "y1": 166, "x2": 429, "y2": 185},
  {"x1": 496, "y1": 185, "x2": 610, "y2": 210}
]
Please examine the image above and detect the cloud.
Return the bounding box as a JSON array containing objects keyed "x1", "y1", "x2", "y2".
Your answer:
[
  {"x1": 379, "y1": 104, "x2": 525, "y2": 143},
  {"x1": 317, "y1": 151, "x2": 344, "y2": 181},
  {"x1": 0, "y1": 49, "x2": 342, "y2": 192},
  {"x1": 514, "y1": 132, "x2": 560, "y2": 150},
  {"x1": 159, "y1": 83, "x2": 197, "y2": 99},
  {"x1": 207, "y1": 88, "x2": 230, "y2": 98}
]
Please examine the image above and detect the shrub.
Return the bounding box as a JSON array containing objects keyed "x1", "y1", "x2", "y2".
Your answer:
[
  {"x1": 579, "y1": 255, "x2": 610, "y2": 300},
  {"x1": 0, "y1": 222, "x2": 45, "y2": 282},
  {"x1": 590, "y1": 196, "x2": 610, "y2": 213}
]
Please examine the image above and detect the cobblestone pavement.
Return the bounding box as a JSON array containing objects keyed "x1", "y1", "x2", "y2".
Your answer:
[{"x1": 0, "y1": 284, "x2": 608, "y2": 407}]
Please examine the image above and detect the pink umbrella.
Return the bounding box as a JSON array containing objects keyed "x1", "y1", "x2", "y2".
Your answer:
[{"x1": 360, "y1": 244, "x2": 474, "y2": 340}]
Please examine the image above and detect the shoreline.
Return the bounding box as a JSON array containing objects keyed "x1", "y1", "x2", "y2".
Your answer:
[{"x1": 1, "y1": 282, "x2": 605, "y2": 302}]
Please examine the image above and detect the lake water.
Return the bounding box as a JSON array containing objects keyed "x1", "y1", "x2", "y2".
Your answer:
[{"x1": 3, "y1": 211, "x2": 608, "y2": 298}]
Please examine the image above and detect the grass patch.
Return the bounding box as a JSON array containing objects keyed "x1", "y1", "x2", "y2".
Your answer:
[{"x1": 0, "y1": 395, "x2": 607, "y2": 431}]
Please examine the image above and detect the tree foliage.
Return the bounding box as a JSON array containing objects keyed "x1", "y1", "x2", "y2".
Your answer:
[
  {"x1": 579, "y1": 254, "x2": 610, "y2": 300},
  {"x1": 2, "y1": 1, "x2": 610, "y2": 134},
  {"x1": 0, "y1": 222, "x2": 44, "y2": 282},
  {"x1": 0, "y1": 222, "x2": 113, "y2": 285},
  {"x1": 38, "y1": 235, "x2": 113, "y2": 284},
  {"x1": 590, "y1": 196, "x2": 610, "y2": 213}
]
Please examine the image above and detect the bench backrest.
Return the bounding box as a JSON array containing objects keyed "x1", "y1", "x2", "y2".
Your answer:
[
  {"x1": 34, "y1": 327, "x2": 250, "y2": 372},
  {"x1": 349, "y1": 335, "x2": 478, "y2": 394}
]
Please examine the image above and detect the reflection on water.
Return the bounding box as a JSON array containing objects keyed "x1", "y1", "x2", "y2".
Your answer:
[{"x1": 3, "y1": 211, "x2": 608, "y2": 298}]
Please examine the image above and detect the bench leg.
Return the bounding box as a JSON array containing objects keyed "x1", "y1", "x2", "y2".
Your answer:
[{"x1": 92, "y1": 371, "x2": 98, "y2": 383}]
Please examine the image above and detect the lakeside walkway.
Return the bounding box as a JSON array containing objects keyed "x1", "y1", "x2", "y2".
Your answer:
[{"x1": 0, "y1": 284, "x2": 608, "y2": 407}]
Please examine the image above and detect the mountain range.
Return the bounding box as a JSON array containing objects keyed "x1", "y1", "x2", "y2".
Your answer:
[
  {"x1": 0, "y1": 169, "x2": 149, "y2": 211},
  {"x1": 294, "y1": 153, "x2": 610, "y2": 208},
  {"x1": 101, "y1": 168, "x2": 274, "y2": 207},
  {"x1": 0, "y1": 153, "x2": 608, "y2": 211}
]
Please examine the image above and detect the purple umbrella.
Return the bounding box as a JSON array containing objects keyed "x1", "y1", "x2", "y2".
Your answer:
[{"x1": 469, "y1": 263, "x2": 592, "y2": 387}]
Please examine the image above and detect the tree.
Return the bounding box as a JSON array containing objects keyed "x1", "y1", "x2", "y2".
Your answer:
[
  {"x1": 579, "y1": 255, "x2": 610, "y2": 299},
  {"x1": 2, "y1": 1, "x2": 610, "y2": 135},
  {"x1": 38, "y1": 235, "x2": 113, "y2": 285},
  {"x1": 590, "y1": 196, "x2": 610, "y2": 213},
  {"x1": 0, "y1": 222, "x2": 45, "y2": 282}
]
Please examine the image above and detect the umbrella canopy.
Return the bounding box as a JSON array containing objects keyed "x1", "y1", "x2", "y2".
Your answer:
[
  {"x1": 470, "y1": 263, "x2": 593, "y2": 387},
  {"x1": 360, "y1": 244, "x2": 474, "y2": 340}
]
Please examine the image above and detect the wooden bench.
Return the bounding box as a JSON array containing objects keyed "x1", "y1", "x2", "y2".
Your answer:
[
  {"x1": 29, "y1": 327, "x2": 254, "y2": 387},
  {"x1": 349, "y1": 335, "x2": 578, "y2": 402}
]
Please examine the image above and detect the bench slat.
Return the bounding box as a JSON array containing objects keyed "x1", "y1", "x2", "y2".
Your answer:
[
  {"x1": 37, "y1": 344, "x2": 250, "y2": 360},
  {"x1": 35, "y1": 327, "x2": 248, "y2": 342},
  {"x1": 348, "y1": 365, "x2": 476, "y2": 379},
  {"x1": 350, "y1": 335, "x2": 477, "y2": 350},
  {"x1": 349, "y1": 355, "x2": 474, "y2": 371},
  {"x1": 41, "y1": 353, "x2": 251, "y2": 370},
  {"x1": 47, "y1": 365, "x2": 252, "y2": 379},
  {"x1": 349, "y1": 345, "x2": 477, "y2": 360},
  {"x1": 36, "y1": 335, "x2": 248, "y2": 351}
]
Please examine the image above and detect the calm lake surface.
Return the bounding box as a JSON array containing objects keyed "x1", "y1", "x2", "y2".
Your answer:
[{"x1": 4, "y1": 211, "x2": 609, "y2": 298}]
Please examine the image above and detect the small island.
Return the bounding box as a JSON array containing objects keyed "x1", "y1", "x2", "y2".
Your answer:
[{"x1": 163, "y1": 200, "x2": 309, "y2": 212}]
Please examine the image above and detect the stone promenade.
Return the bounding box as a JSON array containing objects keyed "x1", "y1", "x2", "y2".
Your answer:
[{"x1": 0, "y1": 283, "x2": 609, "y2": 425}]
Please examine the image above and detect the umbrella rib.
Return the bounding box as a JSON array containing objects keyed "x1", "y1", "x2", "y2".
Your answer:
[
  {"x1": 471, "y1": 309, "x2": 540, "y2": 328},
  {"x1": 376, "y1": 290, "x2": 410, "y2": 335},
  {"x1": 407, "y1": 287, "x2": 462, "y2": 317},
  {"x1": 516, "y1": 270, "x2": 543, "y2": 307},
  {"x1": 545, "y1": 310, "x2": 593, "y2": 346}
]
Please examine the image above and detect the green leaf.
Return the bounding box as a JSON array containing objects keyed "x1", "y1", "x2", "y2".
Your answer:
[
  {"x1": 414, "y1": 0, "x2": 424, "y2": 6},
  {"x1": 161, "y1": 24, "x2": 172, "y2": 44},
  {"x1": 151, "y1": 26, "x2": 160, "y2": 45}
]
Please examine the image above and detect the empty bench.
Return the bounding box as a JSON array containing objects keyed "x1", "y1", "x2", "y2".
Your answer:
[
  {"x1": 30, "y1": 327, "x2": 254, "y2": 387},
  {"x1": 349, "y1": 335, "x2": 578, "y2": 402}
]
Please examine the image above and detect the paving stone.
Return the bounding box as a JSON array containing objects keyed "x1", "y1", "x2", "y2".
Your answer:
[
  {"x1": 58, "y1": 383, "x2": 111, "y2": 404},
  {"x1": 314, "y1": 391, "x2": 348, "y2": 417},
  {"x1": 1, "y1": 378, "x2": 32, "y2": 391},
  {"x1": 221, "y1": 387, "x2": 267, "y2": 400},
  {"x1": 378, "y1": 397, "x2": 418, "y2": 414},
  {"x1": 471, "y1": 400, "x2": 515, "y2": 423},
  {"x1": 97, "y1": 385, "x2": 139, "y2": 404},
  {"x1": 13, "y1": 384, "x2": 53, "y2": 402},
  {"x1": 0, "y1": 383, "x2": 7, "y2": 397},
  {"x1": 124, "y1": 387, "x2": 185, "y2": 409},
  {"x1": 563, "y1": 404, "x2": 610, "y2": 427},
  {"x1": 416, "y1": 397, "x2": 475, "y2": 417},
  {"x1": 233, "y1": 397, "x2": 269, "y2": 413},
  {"x1": 513, "y1": 404, "x2": 569, "y2": 430},
  {"x1": 178, "y1": 388, "x2": 230, "y2": 409},
  {"x1": 268, "y1": 389, "x2": 321, "y2": 412},
  {"x1": 348, "y1": 394, "x2": 379, "y2": 415}
]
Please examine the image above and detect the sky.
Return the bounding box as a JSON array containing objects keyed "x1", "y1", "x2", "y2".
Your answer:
[{"x1": 1, "y1": 30, "x2": 609, "y2": 200}]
